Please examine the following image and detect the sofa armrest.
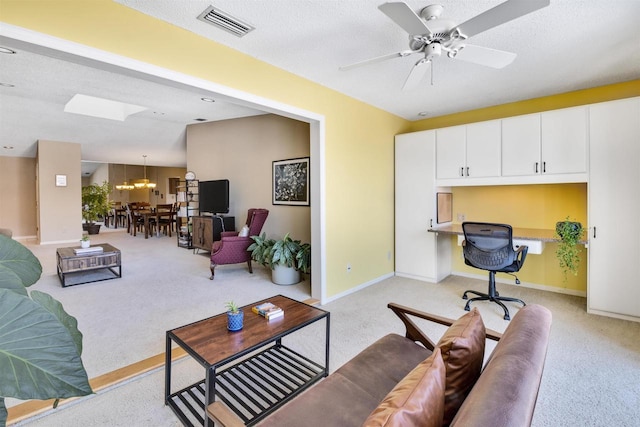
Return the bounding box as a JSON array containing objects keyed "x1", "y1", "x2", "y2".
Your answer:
[
  {"x1": 207, "y1": 402, "x2": 244, "y2": 427},
  {"x1": 387, "y1": 303, "x2": 503, "y2": 350}
]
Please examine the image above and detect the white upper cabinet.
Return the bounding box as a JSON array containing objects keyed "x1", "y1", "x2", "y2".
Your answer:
[
  {"x1": 466, "y1": 120, "x2": 501, "y2": 178},
  {"x1": 541, "y1": 106, "x2": 588, "y2": 175},
  {"x1": 501, "y1": 113, "x2": 541, "y2": 176},
  {"x1": 502, "y1": 107, "x2": 588, "y2": 179},
  {"x1": 436, "y1": 121, "x2": 501, "y2": 180},
  {"x1": 436, "y1": 125, "x2": 466, "y2": 179}
]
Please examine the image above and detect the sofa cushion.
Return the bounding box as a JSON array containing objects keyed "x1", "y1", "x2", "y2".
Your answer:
[
  {"x1": 450, "y1": 304, "x2": 552, "y2": 427},
  {"x1": 362, "y1": 348, "x2": 446, "y2": 427},
  {"x1": 436, "y1": 307, "x2": 486, "y2": 426},
  {"x1": 259, "y1": 334, "x2": 431, "y2": 427},
  {"x1": 238, "y1": 224, "x2": 250, "y2": 237}
]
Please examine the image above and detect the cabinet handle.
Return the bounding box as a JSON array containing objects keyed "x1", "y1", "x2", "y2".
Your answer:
[
  {"x1": 460, "y1": 167, "x2": 464, "y2": 177},
  {"x1": 535, "y1": 162, "x2": 539, "y2": 173},
  {"x1": 543, "y1": 161, "x2": 546, "y2": 173},
  {"x1": 465, "y1": 166, "x2": 469, "y2": 176},
  {"x1": 430, "y1": 219, "x2": 433, "y2": 228},
  {"x1": 593, "y1": 226, "x2": 596, "y2": 239}
]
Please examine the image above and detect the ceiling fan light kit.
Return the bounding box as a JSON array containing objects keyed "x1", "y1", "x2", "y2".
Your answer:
[{"x1": 341, "y1": 0, "x2": 550, "y2": 90}]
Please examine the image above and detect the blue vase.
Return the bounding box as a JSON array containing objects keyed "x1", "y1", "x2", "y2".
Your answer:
[{"x1": 227, "y1": 311, "x2": 244, "y2": 331}]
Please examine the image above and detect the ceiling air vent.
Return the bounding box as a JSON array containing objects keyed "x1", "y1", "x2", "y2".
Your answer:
[{"x1": 197, "y1": 6, "x2": 255, "y2": 37}]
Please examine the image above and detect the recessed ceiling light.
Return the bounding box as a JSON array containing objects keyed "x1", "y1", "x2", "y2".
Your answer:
[
  {"x1": 0, "y1": 47, "x2": 17, "y2": 54},
  {"x1": 193, "y1": 118, "x2": 207, "y2": 122},
  {"x1": 0, "y1": 83, "x2": 15, "y2": 87},
  {"x1": 3, "y1": 146, "x2": 14, "y2": 149},
  {"x1": 201, "y1": 97, "x2": 215, "y2": 103},
  {"x1": 418, "y1": 111, "x2": 429, "y2": 117}
]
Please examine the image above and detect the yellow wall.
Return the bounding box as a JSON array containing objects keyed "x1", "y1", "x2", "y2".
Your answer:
[
  {"x1": 0, "y1": 0, "x2": 408, "y2": 298},
  {"x1": 451, "y1": 184, "x2": 588, "y2": 293},
  {"x1": 408, "y1": 80, "x2": 640, "y2": 131}
]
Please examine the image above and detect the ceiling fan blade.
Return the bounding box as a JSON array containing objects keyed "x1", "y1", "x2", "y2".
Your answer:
[
  {"x1": 402, "y1": 58, "x2": 431, "y2": 90},
  {"x1": 340, "y1": 50, "x2": 417, "y2": 71},
  {"x1": 453, "y1": 44, "x2": 516, "y2": 68},
  {"x1": 379, "y1": 2, "x2": 432, "y2": 36},
  {"x1": 456, "y1": 0, "x2": 550, "y2": 38}
]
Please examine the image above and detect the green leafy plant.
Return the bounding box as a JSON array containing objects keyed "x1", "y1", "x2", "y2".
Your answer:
[
  {"x1": 555, "y1": 217, "x2": 584, "y2": 281},
  {"x1": 0, "y1": 236, "x2": 92, "y2": 426},
  {"x1": 81, "y1": 181, "x2": 111, "y2": 224},
  {"x1": 248, "y1": 232, "x2": 311, "y2": 273},
  {"x1": 247, "y1": 233, "x2": 276, "y2": 268},
  {"x1": 80, "y1": 235, "x2": 90, "y2": 242},
  {"x1": 225, "y1": 300, "x2": 240, "y2": 314}
]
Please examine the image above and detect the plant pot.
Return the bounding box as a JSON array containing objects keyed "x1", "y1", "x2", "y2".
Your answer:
[
  {"x1": 227, "y1": 311, "x2": 244, "y2": 331},
  {"x1": 556, "y1": 221, "x2": 582, "y2": 240},
  {"x1": 85, "y1": 223, "x2": 101, "y2": 235},
  {"x1": 272, "y1": 264, "x2": 301, "y2": 286},
  {"x1": 80, "y1": 240, "x2": 90, "y2": 249}
]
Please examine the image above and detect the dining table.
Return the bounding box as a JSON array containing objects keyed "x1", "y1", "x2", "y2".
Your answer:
[{"x1": 137, "y1": 208, "x2": 176, "y2": 239}]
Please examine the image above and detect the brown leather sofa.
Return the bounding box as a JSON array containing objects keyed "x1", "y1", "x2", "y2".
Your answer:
[{"x1": 208, "y1": 303, "x2": 552, "y2": 427}]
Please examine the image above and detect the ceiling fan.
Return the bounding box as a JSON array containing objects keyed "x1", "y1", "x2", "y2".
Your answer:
[{"x1": 340, "y1": 0, "x2": 550, "y2": 90}]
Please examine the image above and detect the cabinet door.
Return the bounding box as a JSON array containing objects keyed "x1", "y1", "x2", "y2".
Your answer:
[
  {"x1": 396, "y1": 131, "x2": 440, "y2": 281},
  {"x1": 501, "y1": 113, "x2": 541, "y2": 176},
  {"x1": 436, "y1": 125, "x2": 466, "y2": 179},
  {"x1": 466, "y1": 120, "x2": 501, "y2": 178},
  {"x1": 588, "y1": 98, "x2": 640, "y2": 318},
  {"x1": 541, "y1": 106, "x2": 587, "y2": 174}
]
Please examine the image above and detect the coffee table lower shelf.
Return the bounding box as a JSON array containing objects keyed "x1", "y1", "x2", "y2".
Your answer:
[{"x1": 167, "y1": 345, "x2": 325, "y2": 427}]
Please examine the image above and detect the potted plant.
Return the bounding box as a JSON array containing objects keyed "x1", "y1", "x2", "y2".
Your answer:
[
  {"x1": 0, "y1": 236, "x2": 92, "y2": 423},
  {"x1": 555, "y1": 216, "x2": 584, "y2": 281},
  {"x1": 81, "y1": 181, "x2": 111, "y2": 235},
  {"x1": 80, "y1": 235, "x2": 90, "y2": 249},
  {"x1": 225, "y1": 301, "x2": 243, "y2": 331},
  {"x1": 248, "y1": 233, "x2": 311, "y2": 285}
]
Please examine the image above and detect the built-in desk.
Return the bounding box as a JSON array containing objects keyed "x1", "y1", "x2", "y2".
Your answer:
[{"x1": 429, "y1": 224, "x2": 587, "y2": 254}]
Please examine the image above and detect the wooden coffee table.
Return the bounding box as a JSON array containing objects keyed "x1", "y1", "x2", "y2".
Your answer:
[
  {"x1": 165, "y1": 295, "x2": 330, "y2": 427},
  {"x1": 56, "y1": 243, "x2": 122, "y2": 287}
]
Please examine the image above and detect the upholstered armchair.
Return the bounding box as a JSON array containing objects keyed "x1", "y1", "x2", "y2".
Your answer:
[{"x1": 209, "y1": 208, "x2": 269, "y2": 279}]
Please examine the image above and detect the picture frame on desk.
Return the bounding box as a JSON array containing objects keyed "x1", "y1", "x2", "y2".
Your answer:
[
  {"x1": 273, "y1": 157, "x2": 310, "y2": 206},
  {"x1": 437, "y1": 192, "x2": 452, "y2": 224}
]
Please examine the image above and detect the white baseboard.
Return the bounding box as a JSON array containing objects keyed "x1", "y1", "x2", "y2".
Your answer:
[
  {"x1": 322, "y1": 272, "x2": 394, "y2": 305},
  {"x1": 587, "y1": 308, "x2": 640, "y2": 323},
  {"x1": 451, "y1": 271, "x2": 587, "y2": 298}
]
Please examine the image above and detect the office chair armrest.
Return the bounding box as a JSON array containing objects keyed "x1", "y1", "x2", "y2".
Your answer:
[
  {"x1": 515, "y1": 245, "x2": 528, "y2": 267},
  {"x1": 387, "y1": 303, "x2": 503, "y2": 350}
]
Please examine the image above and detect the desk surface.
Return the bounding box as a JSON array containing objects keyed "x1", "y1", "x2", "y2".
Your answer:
[{"x1": 429, "y1": 224, "x2": 587, "y2": 244}]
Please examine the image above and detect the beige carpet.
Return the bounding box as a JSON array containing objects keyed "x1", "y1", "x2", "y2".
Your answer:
[{"x1": 9, "y1": 228, "x2": 640, "y2": 426}]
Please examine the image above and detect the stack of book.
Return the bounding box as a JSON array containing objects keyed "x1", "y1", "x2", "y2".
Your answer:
[
  {"x1": 74, "y1": 246, "x2": 104, "y2": 255},
  {"x1": 252, "y1": 302, "x2": 284, "y2": 320}
]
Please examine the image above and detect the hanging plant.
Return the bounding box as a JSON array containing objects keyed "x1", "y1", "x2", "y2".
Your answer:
[{"x1": 555, "y1": 217, "x2": 583, "y2": 281}]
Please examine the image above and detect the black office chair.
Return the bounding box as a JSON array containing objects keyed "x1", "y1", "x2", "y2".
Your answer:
[{"x1": 461, "y1": 222, "x2": 528, "y2": 320}]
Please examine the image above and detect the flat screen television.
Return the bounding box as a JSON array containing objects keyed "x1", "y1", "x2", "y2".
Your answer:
[{"x1": 199, "y1": 179, "x2": 230, "y2": 214}]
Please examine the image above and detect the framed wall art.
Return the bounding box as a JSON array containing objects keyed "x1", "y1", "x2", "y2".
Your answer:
[{"x1": 272, "y1": 157, "x2": 310, "y2": 206}]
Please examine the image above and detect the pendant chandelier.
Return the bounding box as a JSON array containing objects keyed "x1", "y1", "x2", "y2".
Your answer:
[
  {"x1": 134, "y1": 155, "x2": 156, "y2": 189},
  {"x1": 115, "y1": 164, "x2": 134, "y2": 190}
]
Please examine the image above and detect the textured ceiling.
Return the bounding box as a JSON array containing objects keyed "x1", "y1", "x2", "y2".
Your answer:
[
  {"x1": 118, "y1": 0, "x2": 640, "y2": 119},
  {"x1": 1, "y1": 0, "x2": 639, "y2": 168}
]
